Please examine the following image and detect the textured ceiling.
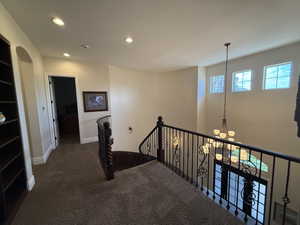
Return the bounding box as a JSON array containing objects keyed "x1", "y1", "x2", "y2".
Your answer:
[{"x1": 2, "y1": 0, "x2": 300, "y2": 71}]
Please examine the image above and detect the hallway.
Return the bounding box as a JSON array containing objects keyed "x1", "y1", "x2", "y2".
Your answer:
[{"x1": 13, "y1": 142, "x2": 243, "y2": 225}]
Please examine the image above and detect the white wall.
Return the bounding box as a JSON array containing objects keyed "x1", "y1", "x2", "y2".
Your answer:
[
  {"x1": 109, "y1": 65, "x2": 198, "y2": 152},
  {"x1": 43, "y1": 57, "x2": 111, "y2": 144},
  {"x1": 0, "y1": 2, "x2": 51, "y2": 190}
]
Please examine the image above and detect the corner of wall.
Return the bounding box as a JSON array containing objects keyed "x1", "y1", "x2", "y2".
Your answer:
[
  {"x1": 32, "y1": 143, "x2": 54, "y2": 165},
  {"x1": 197, "y1": 66, "x2": 207, "y2": 133},
  {"x1": 27, "y1": 175, "x2": 35, "y2": 191}
]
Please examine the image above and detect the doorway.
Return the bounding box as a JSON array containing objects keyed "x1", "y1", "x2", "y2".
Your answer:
[{"x1": 48, "y1": 76, "x2": 80, "y2": 145}]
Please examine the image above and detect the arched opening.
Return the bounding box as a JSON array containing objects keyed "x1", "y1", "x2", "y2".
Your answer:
[{"x1": 16, "y1": 46, "x2": 42, "y2": 164}]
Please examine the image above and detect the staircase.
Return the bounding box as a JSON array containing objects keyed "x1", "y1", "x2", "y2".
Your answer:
[{"x1": 97, "y1": 116, "x2": 300, "y2": 225}]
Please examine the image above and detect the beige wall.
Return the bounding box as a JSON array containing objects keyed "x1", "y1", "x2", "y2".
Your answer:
[
  {"x1": 109, "y1": 65, "x2": 198, "y2": 152},
  {"x1": 205, "y1": 42, "x2": 300, "y2": 158},
  {"x1": 205, "y1": 42, "x2": 300, "y2": 213},
  {"x1": 18, "y1": 60, "x2": 43, "y2": 161},
  {"x1": 43, "y1": 57, "x2": 111, "y2": 144}
]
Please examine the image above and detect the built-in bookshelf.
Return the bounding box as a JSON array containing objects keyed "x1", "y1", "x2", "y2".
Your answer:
[{"x1": 0, "y1": 35, "x2": 27, "y2": 225}]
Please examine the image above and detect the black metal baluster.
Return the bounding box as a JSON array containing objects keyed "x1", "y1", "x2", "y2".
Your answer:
[
  {"x1": 243, "y1": 149, "x2": 252, "y2": 223},
  {"x1": 268, "y1": 156, "x2": 276, "y2": 225},
  {"x1": 196, "y1": 136, "x2": 199, "y2": 187},
  {"x1": 187, "y1": 133, "x2": 190, "y2": 181},
  {"x1": 282, "y1": 161, "x2": 291, "y2": 225},
  {"x1": 191, "y1": 135, "x2": 194, "y2": 184},
  {"x1": 168, "y1": 128, "x2": 171, "y2": 168},
  {"x1": 256, "y1": 152, "x2": 263, "y2": 225},
  {"x1": 213, "y1": 140, "x2": 216, "y2": 199},
  {"x1": 152, "y1": 129, "x2": 154, "y2": 156},
  {"x1": 179, "y1": 131, "x2": 182, "y2": 176},
  {"x1": 175, "y1": 129, "x2": 179, "y2": 173},
  {"x1": 183, "y1": 132, "x2": 185, "y2": 178},
  {"x1": 201, "y1": 137, "x2": 204, "y2": 191},
  {"x1": 165, "y1": 128, "x2": 167, "y2": 165},
  {"x1": 220, "y1": 142, "x2": 225, "y2": 205},
  {"x1": 235, "y1": 147, "x2": 241, "y2": 216},
  {"x1": 171, "y1": 129, "x2": 174, "y2": 170},
  {"x1": 227, "y1": 143, "x2": 232, "y2": 210},
  {"x1": 206, "y1": 142, "x2": 210, "y2": 196}
]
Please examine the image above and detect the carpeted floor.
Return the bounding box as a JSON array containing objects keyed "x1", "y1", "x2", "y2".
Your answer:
[{"x1": 12, "y1": 141, "x2": 244, "y2": 225}]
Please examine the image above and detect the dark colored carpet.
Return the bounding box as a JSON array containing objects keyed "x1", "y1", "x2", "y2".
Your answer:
[{"x1": 12, "y1": 141, "x2": 243, "y2": 225}]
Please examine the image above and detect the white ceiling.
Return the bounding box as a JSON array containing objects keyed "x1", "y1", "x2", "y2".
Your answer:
[{"x1": 2, "y1": 0, "x2": 300, "y2": 71}]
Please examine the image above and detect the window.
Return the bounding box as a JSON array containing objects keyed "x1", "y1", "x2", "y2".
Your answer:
[
  {"x1": 214, "y1": 162, "x2": 267, "y2": 223},
  {"x1": 210, "y1": 75, "x2": 224, "y2": 93},
  {"x1": 263, "y1": 62, "x2": 292, "y2": 90},
  {"x1": 232, "y1": 70, "x2": 252, "y2": 92}
]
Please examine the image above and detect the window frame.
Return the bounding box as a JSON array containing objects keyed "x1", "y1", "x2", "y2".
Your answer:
[
  {"x1": 232, "y1": 69, "x2": 253, "y2": 93},
  {"x1": 213, "y1": 161, "x2": 268, "y2": 223},
  {"x1": 262, "y1": 62, "x2": 293, "y2": 90},
  {"x1": 209, "y1": 74, "x2": 225, "y2": 94}
]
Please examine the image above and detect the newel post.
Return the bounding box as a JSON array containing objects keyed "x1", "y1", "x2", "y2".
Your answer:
[
  {"x1": 157, "y1": 116, "x2": 164, "y2": 162},
  {"x1": 104, "y1": 121, "x2": 114, "y2": 180}
]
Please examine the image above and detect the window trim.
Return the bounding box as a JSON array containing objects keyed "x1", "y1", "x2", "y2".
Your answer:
[
  {"x1": 209, "y1": 74, "x2": 225, "y2": 94},
  {"x1": 232, "y1": 69, "x2": 253, "y2": 93},
  {"x1": 262, "y1": 61, "x2": 293, "y2": 90},
  {"x1": 213, "y1": 161, "x2": 268, "y2": 223}
]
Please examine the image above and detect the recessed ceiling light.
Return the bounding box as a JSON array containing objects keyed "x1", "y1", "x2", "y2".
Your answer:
[
  {"x1": 52, "y1": 17, "x2": 65, "y2": 26},
  {"x1": 80, "y1": 44, "x2": 90, "y2": 49},
  {"x1": 63, "y1": 53, "x2": 70, "y2": 57},
  {"x1": 125, "y1": 36, "x2": 133, "y2": 44}
]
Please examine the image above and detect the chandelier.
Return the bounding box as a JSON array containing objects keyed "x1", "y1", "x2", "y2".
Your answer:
[{"x1": 202, "y1": 43, "x2": 248, "y2": 163}]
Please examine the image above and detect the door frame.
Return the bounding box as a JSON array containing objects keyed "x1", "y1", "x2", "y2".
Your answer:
[{"x1": 44, "y1": 74, "x2": 82, "y2": 148}]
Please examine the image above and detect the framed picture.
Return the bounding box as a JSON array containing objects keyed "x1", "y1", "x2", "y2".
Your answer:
[{"x1": 83, "y1": 91, "x2": 108, "y2": 112}]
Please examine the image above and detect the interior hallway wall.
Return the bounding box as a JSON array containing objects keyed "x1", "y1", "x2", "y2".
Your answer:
[
  {"x1": 0, "y1": 2, "x2": 52, "y2": 190},
  {"x1": 43, "y1": 57, "x2": 110, "y2": 144},
  {"x1": 18, "y1": 60, "x2": 44, "y2": 163},
  {"x1": 109, "y1": 65, "x2": 198, "y2": 152}
]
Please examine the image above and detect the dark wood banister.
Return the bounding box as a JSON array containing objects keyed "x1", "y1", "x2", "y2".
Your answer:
[{"x1": 138, "y1": 125, "x2": 158, "y2": 154}]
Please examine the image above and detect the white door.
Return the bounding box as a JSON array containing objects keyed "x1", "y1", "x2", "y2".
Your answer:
[{"x1": 48, "y1": 76, "x2": 60, "y2": 147}]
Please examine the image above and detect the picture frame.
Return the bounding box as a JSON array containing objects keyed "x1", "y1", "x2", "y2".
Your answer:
[{"x1": 83, "y1": 91, "x2": 108, "y2": 112}]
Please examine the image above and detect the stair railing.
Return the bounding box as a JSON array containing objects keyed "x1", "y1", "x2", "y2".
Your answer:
[
  {"x1": 139, "y1": 116, "x2": 300, "y2": 225},
  {"x1": 97, "y1": 115, "x2": 114, "y2": 180}
]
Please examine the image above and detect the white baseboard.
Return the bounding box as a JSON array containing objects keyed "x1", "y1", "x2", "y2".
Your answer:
[
  {"x1": 32, "y1": 156, "x2": 44, "y2": 165},
  {"x1": 32, "y1": 144, "x2": 54, "y2": 165},
  {"x1": 27, "y1": 175, "x2": 35, "y2": 191},
  {"x1": 81, "y1": 136, "x2": 98, "y2": 144}
]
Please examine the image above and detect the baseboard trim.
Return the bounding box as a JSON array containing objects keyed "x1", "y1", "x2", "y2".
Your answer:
[
  {"x1": 27, "y1": 175, "x2": 35, "y2": 191},
  {"x1": 32, "y1": 144, "x2": 54, "y2": 165},
  {"x1": 81, "y1": 136, "x2": 98, "y2": 144},
  {"x1": 32, "y1": 156, "x2": 44, "y2": 165},
  {"x1": 43, "y1": 144, "x2": 53, "y2": 162}
]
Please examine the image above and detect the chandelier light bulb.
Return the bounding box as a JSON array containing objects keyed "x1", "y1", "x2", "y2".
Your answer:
[
  {"x1": 213, "y1": 129, "x2": 220, "y2": 135},
  {"x1": 228, "y1": 131, "x2": 235, "y2": 137},
  {"x1": 228, "y1": 137, "x2": 235, "y2": 142},
  {"x1": 216, "y1": 153, "x2": 223, "y2": 161},
  {"x1": 220, "y1": 133, "x2": 227, "y2": 139}
]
